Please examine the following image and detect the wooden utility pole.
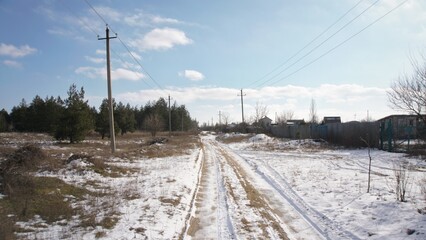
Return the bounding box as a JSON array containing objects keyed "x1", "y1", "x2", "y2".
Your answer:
[
  {"x1": 98, "y1": 26, "x2": 117, "y2": 153},
  {"x1": 238, "y1": 89, "x2": 246, "y2": 124}
]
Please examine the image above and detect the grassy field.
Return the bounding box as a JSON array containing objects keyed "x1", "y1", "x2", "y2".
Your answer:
[{"x1": 0, "y1": 131, "x2": 201, "y2": 239}]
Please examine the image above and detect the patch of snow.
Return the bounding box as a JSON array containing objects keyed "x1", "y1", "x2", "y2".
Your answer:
[{"x1": 249, "y1": 133, "x2": 273, "y2": 142}]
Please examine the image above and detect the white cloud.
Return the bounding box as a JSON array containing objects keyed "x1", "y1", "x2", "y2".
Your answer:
[
  {"x1": 75, "y1": 66, "x2": 103, "y2": 79},
  {"x1": 124, "y1": 11, "x2": 183, "y2": 27},
  {"x1": 47, "y1": 28, "x2": 73, "y2": 37},
  {"x1": 129, "y1": 51, "x2": 142, "y2": 60},
  {"x1": 151, "y1": 16, "x2": 181, "y2": 24},
  {"x1": 0, "y1": 43, "x2": 37, "y2": 58},
  {"x1": 3, "y1": 60, "x2": 22, "y2": 68},
  {"x1": 124, "y1": 13, "x2": 147, "y2": 26},
  {"x1": 132, "y1": 28, "x2": 193, "y2": 51},
  {"x1": 75, "y1": 66, "x2": 144, "y2": 81},
  {"x1": 96, "y1": 49, "x2": 106, "y2": 55},
  {"x1": 114, "y1": 84, "x2": 392, "y2": 124},
  {"x1": 85, "y1": 56, "x2": 104, "y2": 64},
  {"x1": 113, "y1": 68, "x2": 144, "y2": 81},
  {"x1": 36, "y1": 5, "x2": 100, "y2": 41},
  {"x1": 179, "y1": 70, "x2": 205, "y2": 81},
  {"x1": 94, "y1": 6, "x2": 122, "y2": 22}
]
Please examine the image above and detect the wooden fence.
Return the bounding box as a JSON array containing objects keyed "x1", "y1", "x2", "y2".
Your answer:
[{"x1": 270, "y1": 122, "x2": 379, "y2": 148}]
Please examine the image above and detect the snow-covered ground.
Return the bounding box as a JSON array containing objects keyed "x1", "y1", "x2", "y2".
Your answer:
[
  {"x1": 225, "y1": 133, "x2": 426, "y2": 239},
  {"x1": 3, "y1": 132, "x2": 426, "y2": 239},
  {"x1": 12, "y1": 138, "x2": 204, "y2": 239}
]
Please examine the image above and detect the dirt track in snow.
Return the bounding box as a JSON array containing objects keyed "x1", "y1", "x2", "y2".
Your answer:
[{"x1": 184, "y1": 137, "x2": 292, "y2": 239}]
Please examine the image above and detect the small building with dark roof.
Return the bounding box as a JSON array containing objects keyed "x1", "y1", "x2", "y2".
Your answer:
[{"x1": 323, "y1": 116, "x2": 341, "y2": 124}]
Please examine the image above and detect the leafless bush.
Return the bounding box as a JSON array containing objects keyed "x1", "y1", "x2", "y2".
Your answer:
[
  {"x1": 80, "y1": 192, "x2": 120, "y2": 230},
  {"x1": 421, "y1": 178, "x2": 426, "y2": 202},
  {"x1": 145, "y1": 113, "x2": 164, "y2": 137},
  {"x1": 393, "y1": 161, "x2": 410, "y2": 202},
  {"x1": 2, "y1": 145, "x2": 46, "y2": 173}
]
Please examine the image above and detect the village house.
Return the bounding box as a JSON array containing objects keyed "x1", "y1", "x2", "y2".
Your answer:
[
  {"x1": 377, "y1": 114, "x2": 425, "y2": 139},
  {"x1": 259, "y1": 116, "x2": 273, "y2": 129},
  {"x1": 322, "y1": 116, "x2": 341, "y2": 124}
]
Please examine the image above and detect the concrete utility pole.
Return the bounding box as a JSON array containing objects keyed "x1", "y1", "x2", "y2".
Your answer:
[
  {"x1": 238, "y1": 89, "x2": 246, "y2": 124},
  {"x1": 218, "y1": 111, "x2": 222, "y2": 126},
  {"x1": 168, "y1": 95, "x2": 172, "y2": 136},
  {"x1": 98, "y1": 26, "x2": 117, "y2": 153}
]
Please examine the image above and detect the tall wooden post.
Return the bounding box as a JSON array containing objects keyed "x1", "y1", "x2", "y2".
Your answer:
[{"x1": 98, "y1": 26, "x2": 117, "y2": 153}]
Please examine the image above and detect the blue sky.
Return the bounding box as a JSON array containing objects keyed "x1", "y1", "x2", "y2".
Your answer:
[{"x1": 1, "y1": 0, "x2": 425, "y2": 125}]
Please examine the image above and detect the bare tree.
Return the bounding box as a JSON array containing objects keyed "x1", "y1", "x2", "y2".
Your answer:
[
  {"x1": 145, "y1": 112, "x2": 163, "y2": 137},
  {"x1": 221, "y1": 112, "x2": 230, "y2": 127},
  {"x1": 252, "y1": 101, "x2": 268, "y2": 130},
  {"x1": 388, "y1": 54, "x2": 426, "y2": 125},
  {"x1": 276, "y1": 110, "x2": 294, "y2": 125},
  {"x1": 309, "y1": 98, "x2": 318, "y2": 124},
  {"x1": 360, "y1": 136, "x2": 373, "y2": 193}
]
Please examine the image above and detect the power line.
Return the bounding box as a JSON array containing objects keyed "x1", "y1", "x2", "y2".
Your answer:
[
  {"x1": 267, "y1": 0, "x2": 409, "y2": 87},
  {"x1": 109, "y1": 47, "x2": 155, "y2": 89},
  {"x1": 116, "y1": 36, "x2": 166, "y2": 92},
  {"x1": 58, "y1": 0, "x2": 100, "y2": 37},
  {"x1": 244, "y1": 0, "x2": 366, "y2": 89},
  {"x1": 81, "y1": 0, "x2": 167, "y2": 95},
  {"x1": 63, "y1": 0, "x2": 167, "y2": 97},
  {"x1": 255, "y1": 0, "x2": 381, "y2": 89},
  {"x1": 82, "y1": 0, "x2": 108, "y2": 26}
]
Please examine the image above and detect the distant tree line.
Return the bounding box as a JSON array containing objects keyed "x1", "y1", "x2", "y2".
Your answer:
[{"x1": 0, "y1": 84, "x2": 198, "y2": 142}]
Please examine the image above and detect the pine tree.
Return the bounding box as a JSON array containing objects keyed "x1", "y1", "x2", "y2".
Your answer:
[
  {"x1": 55, "y1": 84, "x2": 93, "y2": 143},
  {"x1": 95, "y1": 98, "x2": 113, "y2": 139},
  {"x1": 44, "y1": 96, "x2": 65, "y2": 134},
  {"x1": 0, "y1": 109, "x2": 11, "y2": 132},
  {"x1": 10, "y1": 99, "x2": 29, "y2": 131},
  {"x1": 116, "y1": 102, "x2": 136, "y2": 135}
]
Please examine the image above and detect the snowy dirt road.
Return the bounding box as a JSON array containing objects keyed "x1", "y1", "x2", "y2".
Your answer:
[{"x1": 183, "y1": 136, "x2": 322, "y2": 239}]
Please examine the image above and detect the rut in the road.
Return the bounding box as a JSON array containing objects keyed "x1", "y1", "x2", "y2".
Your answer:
[
  {"x1": 185, "y1": 144, "x2": 215, "y2": 238},
  {"x1": 184, "y1": 139, "x2": 291, "y2": 239},
  {"x1": 216, "y1": 144, "x2": 289, "y2": 240}
]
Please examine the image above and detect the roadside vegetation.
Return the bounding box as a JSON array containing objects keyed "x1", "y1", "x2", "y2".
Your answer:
[
  {"x1": 0, "y1": 84, "x2": 198, "y2": 143},
  {"x1": 0, "y1": 131, "x2": 201, "y2": 239}
]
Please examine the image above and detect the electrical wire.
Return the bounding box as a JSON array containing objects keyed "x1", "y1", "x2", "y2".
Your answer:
[
  {"x1": 267, "y1": 0, "x2": 409, "y2": 87},
  {"x1": 244, "y1": 0, "x2": 366, "y2": 89},
  {"x1": 255, "y1": 0, "x2": 381, "y2": 89},
  {"x1": 109, "y1": 47, "x2": 155, "y2": 89},
  {"x1": 116, "y1": 36, "x2": 166, "y2": 92},
  {"x1": 58, "y1": 0, "x2": 100, "y2": 37},
  {"x1": 82, "y1": 0, "x2": 108, "y2": 26},
  {"x1": 81, "y1": 0, "x2": 168, "y2": 95}
]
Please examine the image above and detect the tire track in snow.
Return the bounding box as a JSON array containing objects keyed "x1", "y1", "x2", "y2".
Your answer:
[
  {"x1": 179, "y1": 145, "x2": 204, "y2": 239},
  {"x1": 236, "y1": 150, "x2": 361, "y2": 240},
  {"x1": 184, "y1": 139, "x2": 236, "y2": 239},
  {"x1": 212, "y1": 140, "x2": 289, "y2": 239}
]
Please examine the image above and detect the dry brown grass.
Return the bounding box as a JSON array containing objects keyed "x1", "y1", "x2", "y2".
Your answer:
[
  {"x1": 0, "y1": 207, "x2": 17, "y2": 240},
  {"x1": 159, "y1": 195, "x2": 182, "y2": 207},
  {"x1": 219, "y1": 146, "x2": 289, "y2": 240},
  {"x1": 118, "y1": 132, "x2": 201, "y2": 159},
  {"x1": 0, "y1": 174, "x2": 89, "y2": 225},
  {"x1": 0, "y1": 145, "x2": 91, "y2": 238},
  {"x1": 0, "y1": 131, "x2": 201, "y2": 237}
]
